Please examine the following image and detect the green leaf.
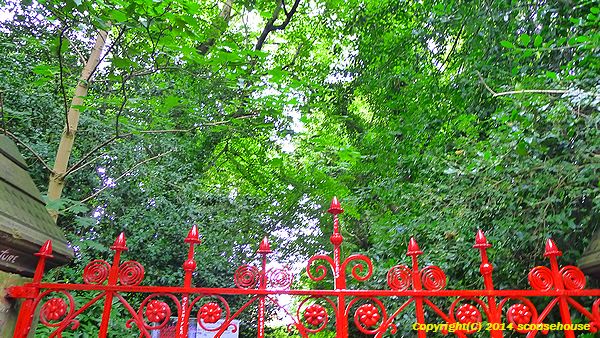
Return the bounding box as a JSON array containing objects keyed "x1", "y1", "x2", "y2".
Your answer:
[
  {"x1": 270, "y1": 158, "x2": 283, "y2": 167},
  {"x1": 545, "y1": 71, "x2": 557, "y2": 80},
  {"x1": 591, "y1": 7, "x2": 600, "y2": 14},
  {"x1": 500, "y1": 40, "x2": 514, "y2": 49},
  {"x1": 109, "y1": 10, "x2": 127, "y2": 23},
  {"x1": 69, "y1": 202, "x2": 89, "y2": 214},
  {"x1": 32, "y1": 64, "x2": 57, "y2": 76},
  {"x1": 45, "y1": 198, "x2": 66, "y2": 212},
  {"x1": 111, "y1": 57, "x2": 131, "y2": 68},
  {"x1": 518, "y1": 34, "x2": 531, "y2": 47},
  {"x1": 81, "y1": 239, "x2": 107, "y2": 252},
  {"x1": 75, "y1": 216, "x2": 96, "y2": 228},
  {"x1": 516, "y1": 141, "x2": 528, "y2": 156},
  {"x1": 163, "y1": 96, "x2": 180, "y2": 110},
  {"x1": 534, "y1": 35, "x2": 542, "y2": 47}
]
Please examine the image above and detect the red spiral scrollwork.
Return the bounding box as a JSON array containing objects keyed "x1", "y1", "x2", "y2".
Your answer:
[
  {"x1": 387, "y1": 265, "x2": 412, "y2": 290},
  {"x1": 268, "y1": 267, "x2": 293, "y2": 289},
  {"x1": 304, "y1": 304, "x2": 327, "y2": 327},
  {"x1": 455, "y1": 303, "x2": 482, "y2": 334},
  {"x1": 234, "y1": 265, "x2": 260, "y2": 289},
  {"x1": 355, "y1": 304, "x2": 380, "y2": 328},
  {"x1": 306, "y1": 255, "x2": 334, "y2": 282},
  {"x1": 198, "y1": 302, "x2": 222, "y2": 324},
  {"x1": 560, "y1": 266, "x2": 586, "y2": 290},
  {"x1": 342, "y1": 254, "x2": 373, "y2": 282},
  {"x1": 528, "y1": 266, "x2": 554, "y2": 291},
  {"x1": 119, "y1": 261, "x2": 145, "y2": 286},
  {"x1": 41, "y1": 298, "x2": 67, "y2": 322},
  {"x1": 420, "y1": 265, "x2": 446, "y2": 291},
  {"x1": 145, "y1": 300, "x2": 170, "y2": 323},
  {"x1": 83, "y1": 259, "x2": 110, "y2": 285}
]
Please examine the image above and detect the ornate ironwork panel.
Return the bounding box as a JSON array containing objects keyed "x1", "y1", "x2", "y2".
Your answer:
[{"x1": 7, "y1": 197, "x2": 600, "y2": 337}]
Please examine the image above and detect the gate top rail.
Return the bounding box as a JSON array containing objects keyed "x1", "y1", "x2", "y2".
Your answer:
[{"x1": 7, "y1": 197, "x2": 600, "y2": 338}]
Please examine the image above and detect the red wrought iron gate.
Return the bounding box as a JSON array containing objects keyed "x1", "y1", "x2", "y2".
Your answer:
[{"x1": 7, "y1": 197, "x2": 600, "y2": 337}]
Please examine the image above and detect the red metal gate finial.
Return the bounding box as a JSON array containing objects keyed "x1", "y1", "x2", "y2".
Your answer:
[
  {"x1": 544, "y1": 239, "x2": 562, "y2": 257},
  {"x1": 184, "y1": 225, "x2": 201, "y2": 244},
  {"x1": 258, "y1": 237, "x2": 272, "y2": 254},
  {"x1": 406, "y1": 237, "x2": 423, "y2": 257},
  {"x1": 35, "y1": 240, "x2": 54, "y2": 258},
  {"x1": 328, "y1": 197, "x2": 343, "y2": 215},
  {"x1": 110, "y1": 232, "x2": 128, "y2": 251},
  {"x1": 474, "y1": 229, "x2": 491, "y2": 249}
]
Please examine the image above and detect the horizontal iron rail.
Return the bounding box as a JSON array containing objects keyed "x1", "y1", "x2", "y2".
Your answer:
[{"x1": 19, "y1": 283, "x2": 600, "y2": 297}]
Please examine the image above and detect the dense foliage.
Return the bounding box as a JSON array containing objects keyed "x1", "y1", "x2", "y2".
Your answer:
[{"x1": 1, "y1": 0, "x2": 598, "y2": 336}]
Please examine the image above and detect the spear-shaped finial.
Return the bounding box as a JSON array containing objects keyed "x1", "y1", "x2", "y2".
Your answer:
[
  {"x1": 327, "y1": 196, "x2": 344, "y2": 215},
  {"x1": 185, "y1": 225, "x2": 201, "y2": 244},
  {"x1": 406, "y1": 237, "x2": 423, "y2": 257},
  {"x1": 257, "y1": 237, "x2": 272, "y2": 254},
  {"x1": 34, "y1": 240, "x2": 54, "y2": 258},
  {"x1": 110, "y1": 232, "x2": 128, "y2": 251},
  {"x1": 473, "y1": 229, "x2": 492, "y2": 249},
  {"x1": 544, "y1": 239, "x2": 562, "y2": 258}
]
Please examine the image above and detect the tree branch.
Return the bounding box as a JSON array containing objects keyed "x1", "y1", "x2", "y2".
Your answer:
[
  {"x1": 64, "y1": 135, "x2": 120, "y2": 177},
  {"x1": 64, "y1": 114, "x2": 258, "y2": 177},
  {"x1": 80, "y1": 150, "x2": 173, "y2": 204},
  {"x1": 84, "y1": 29, "x2": 112, "y2": 83},
  {"x1": 1, "y1": 129, "x2": 54, "y2": 173},
  {"x1": 137, "y1": 114, "x2": 259, "y2": 134},
  {"x1": 71, "y1": 43, "x2": 88, "y2": 64},
  {"x1": 440, "y1": 23, "x2": 464, "y2": 71},
  {"x1": 255, "y1": 0, "x2": 301, "y2": 51},
  {"x1": 476, "y1": 72, "x2": 568, "y2": 97},
  {"x1": 115, "y1": 75, "x2": 128, "y2": 136},
  {"x1": 272, "y1": 0, "x2": 300, "y2": 30},
  {"x1": 65, "y1": 153, "x2": 105, "y2": 177}
]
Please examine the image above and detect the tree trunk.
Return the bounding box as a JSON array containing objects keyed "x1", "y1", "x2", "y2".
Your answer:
[{"x1": 47, "y1": 30, "x2": 109, "y2": 221}]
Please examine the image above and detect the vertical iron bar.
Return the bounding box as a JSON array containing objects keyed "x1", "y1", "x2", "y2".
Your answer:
[
  {"x1": 98, "y1": 233, "x2": 127, "y2": 338},
  {"x1": 545, "y1": 240, "x2": 574, "y2": 338},
  {"x1": 12, "y1": 240, "x2": 52, "y2": 338},
  {"x1": 328, "y1": 197, "x2": 347, "y2": 338},
  {"x1": 407, "y1": 238, "x2": 426, "y2": 338},
  {"x1": 474, "y1": 230, "x2": 503, "y2": 338},
  {"x1": 178, "y1": 225, "x2": 201, "y2": 338},
  {"x1": 256, "y1": 237, "x2": 271, "y2": 338}
]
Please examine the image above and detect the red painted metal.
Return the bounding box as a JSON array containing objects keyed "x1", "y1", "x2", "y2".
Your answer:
[{"x1": 6, "y1": 197, "x2": 600, "y2": 337}]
